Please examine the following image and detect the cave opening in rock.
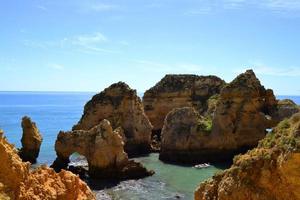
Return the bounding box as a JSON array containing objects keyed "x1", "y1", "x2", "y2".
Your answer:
[{"x1": 68, "y1": 152, "x2": 89, "y2": 179}]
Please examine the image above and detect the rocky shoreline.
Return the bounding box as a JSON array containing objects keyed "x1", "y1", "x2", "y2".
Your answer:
[
  {"x1": 195, "y1": 113, "x2": 300, "y2": 200},
  {"x1": 0, "y1": 69, "x2": 299, "y2": 199}
]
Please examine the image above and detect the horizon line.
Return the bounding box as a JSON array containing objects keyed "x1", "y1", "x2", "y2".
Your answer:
[{"x1": 0, "y1": 90, "x2": 299, "y2": 97}]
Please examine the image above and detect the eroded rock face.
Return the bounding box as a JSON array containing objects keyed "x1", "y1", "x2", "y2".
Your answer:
[
  {"x1": 0, "y1": 130, "x2": 95, "y2": 200},
  {"x1": 211, "y1": 69, "x2": 277, "y2": 149},
  {"x1": 160, "y1": 107, "x2": 213, "y2": 163},
  {"x1": 52, "y1": 119, "x2": 153, "y2": 179},
  {"x1": 272, "y1": 99, "x2": 300, "y2": 122},
  {"x1": 195, "y1": 113, "x2": 300, "y2": 200},
  {"x1": 19, "y1": 116, "x2": 43, "y2": 163},
  {"x1": 143, "y1": 75, "x2": 225, "y2": 132},
  {"x1": 73, "y1": 82, "x2": 153, "y2": 156},
  {"x1": 160, "y1": 70, "x2": 278, "y2": 163}
]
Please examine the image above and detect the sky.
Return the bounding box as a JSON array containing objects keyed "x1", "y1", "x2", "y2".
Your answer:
[{"x1": 1, "y1": 0, "x2": 300, "y2": 95}]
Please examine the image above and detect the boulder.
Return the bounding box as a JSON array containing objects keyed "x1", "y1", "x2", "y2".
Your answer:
[
  {"x1": 73, "y1": 82, "x2": 153, "y2": 156},
  {"x1": 52, "y1": 119, "x2": 153, "y2": 179},
  {"x1": 143, "y1": 74, "x2": 225, "y2": 132},
  {"x1": 195, "y1": 113, "x2": 300, "y2": 200},
  {"x1": 159, "y1": 70, "x2": 278, "y2": 163},
  {"x1": 19, "y1": 116, "x2": 42, "y2": 163},
  {"x1": 0, "y1": 130, "x2": 95, "y2": 200}
]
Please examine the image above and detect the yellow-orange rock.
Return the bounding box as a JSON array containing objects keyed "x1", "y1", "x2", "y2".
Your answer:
[
  {"x1": 159, "y1": 107, "x2": 213, "y2": 163},
  {"x1": 159, "y1": 70, "x2": 278, "y2": 164},
  {"x1": 52, "y1": 119, "x2": 153, "y2": 179},
  {"x1": 53, "y1": 119, "x2": 128, "y2": 177},
  {"x1": 19, "y1": 116, "x2": 43, "y2": 163},
  {"x1": 0, "y1": 130, "x2": 95, "y2": 200},
  {"x1": 73, "y1": 82, "x2": 153, "y2": 156},
  {"x1": 143, "y1": 74, "x2": 225, "y2": 132},
  {"x1": 211, "y1": 69, "x2": 277, "y2": 149},
  {"x1": 195, "y1": 113, "x2": 300, "y2": 200}
]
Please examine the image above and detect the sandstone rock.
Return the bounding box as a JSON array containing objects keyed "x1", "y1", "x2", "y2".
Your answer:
[
  {"x1": 52, "y1": 119, "x2": 153, "y2": 179},
  {"x1": 19, "y1": 116, "x2": 43, "y2": 163},
  {"x1": 195, "y1": 113, "x2": 300, "y2": 200},
  {"x1": 272, "y1": 99, "x2": 300, "y2": 122},
  {"x1": 143, "y1": 74, "x2": 225, "y2": 132},
  {"x1": 160, "y1": 70, "x2": 278, "y2": 163},
  {"x1": 211, "y1": 69, "x2": 277, "y2": 149},
  {"x1": 159, "y1": 107, "x2": 213, "y2": 163},
  {"x1": 0, "y1": 130, "x2": 95, "y2": 200},
  {"x1": 73, "y1": 82, "x2": 153, "y2": 156}
]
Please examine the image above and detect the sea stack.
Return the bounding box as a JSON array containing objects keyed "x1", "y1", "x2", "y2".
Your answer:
[
  {"x1": 160, "y1": 70, "x2": 278, "y2": 163},
  {"x1": 0, "y1": 130, "x2": 95, "y2": 200},
  {"x1": 19, "y1": 116, "x2": 43, "y2": 163},
  {"x1": 52, "y1": 119, "x2": 153, "y2": 179},
  {"x1": 143, "y1": 74, "x2": 225, "y2": 133},
  {"x1": 73, "y1": 82, "x2": 153, "y2": 156},
  {"x1": 195, "y1": 112, "x2": 300, "y2": 200}
]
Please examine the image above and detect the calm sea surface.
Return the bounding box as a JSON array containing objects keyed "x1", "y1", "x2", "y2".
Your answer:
[{"x1": 0, "y1": 92, "x2": 298, "y2": 200}]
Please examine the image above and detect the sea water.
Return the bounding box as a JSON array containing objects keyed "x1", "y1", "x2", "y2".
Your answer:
[{"x1": 0, "y1": 92, "x2": 298, "y2": 200}]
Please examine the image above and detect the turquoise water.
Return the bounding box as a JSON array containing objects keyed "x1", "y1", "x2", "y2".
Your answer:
[
  {"x1": 94, "y1": 153, "x2": 226, "y2": 200},
  {"x1": 0, "y1": 92, "x2": 299, "y2": 199}
]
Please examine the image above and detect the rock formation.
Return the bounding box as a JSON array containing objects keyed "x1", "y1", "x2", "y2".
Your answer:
[
  {"x1": 159, "y1": 107, "x2": 213, "y2": 163},
  {"x1": 160, "y1": 70, "x2": 278, "y2": 163},
  {"x1": 73, "y1": 82, "x2": 153, "y2": 156},
  {"x1": 143, "y1": 74, "x2": 225, "y2": 132},
  {"x1": 19, "y1": 116, "x2": 43, "y2": 163},
  {"x1": 273, "y1": 99, "x2": 300, "y2": 122},
  {"x1": 195, "y1": 112, "x2": 300, "y2": 200},
  {"x1": 52, "y1": 119, "x2": 153, "y2": 179},
  {"x1": 211, "y1": 69, "x2": 277, "y2": 149},
  {"x1": 0, "y1": 130, "x2": 95, "y2": 200}
]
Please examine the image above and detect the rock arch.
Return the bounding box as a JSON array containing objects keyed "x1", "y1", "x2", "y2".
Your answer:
[{"x1": 52, "y1": 119, "x2": 128, "y2": 178}]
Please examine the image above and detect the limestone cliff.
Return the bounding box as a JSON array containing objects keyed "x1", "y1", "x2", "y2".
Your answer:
[
  {"x1": 195, "y1": 112, "x2": 300, "y2": 200},
  {"x1": 160, "y1": 70, "x2": 278, "y2": 163},
  {"x1": 19, "y1": 116, "x2": 42, "y2": 163},
  {"x1": 211, "y1": 69, "x2": 277, "y2": 149},
  {"x1": 0, "y1": 130, "x2": 95, "y2": 200},
  {"x1": 143, "y1": 74, "x2": 225, "y2": 132},
  {"x1": 52, "y1": 119, "x2": 153, "y2": 179},
  {"x1": 73, "y1": 82, "x2": 153, "y2": 156}
]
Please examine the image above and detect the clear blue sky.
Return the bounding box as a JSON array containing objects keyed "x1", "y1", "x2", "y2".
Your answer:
[{"x1": 1, "y1": 0, "x2": 300, "y2": 95}]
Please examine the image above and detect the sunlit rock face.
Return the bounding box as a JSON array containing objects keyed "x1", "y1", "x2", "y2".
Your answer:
[
  {"x1": 53, "y1": 119, "x2": 128, "y2": 177},
  {"x1": 210, "y1": 69, "x2": 277, "y2": 150},
  {"x1": 52, "y1": 119, "x2": 154, "y2": 179},
  {"x1": 143, "y1": 74, "x2": 225, "y2": 132},
  {"x1": 73, "y1": 82, "x2": 153, "y2": 156},
  {"x1": 159, "y1": 70, "x2": 279, "y2": 164},
  {"x1": 18, "y1": 116, "x2": 43, "y2": 164},
  {"x1": 195, "y1": 113, "x2": 300, "y2": 200},
  {"x1": 0, "y1": 130, "x2": 95, "y2": 200}
]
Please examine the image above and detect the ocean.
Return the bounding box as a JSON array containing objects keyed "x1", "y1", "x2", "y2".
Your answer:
[{"x1": 0, "y1": 92, "x2": 298, "y2": 200}]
